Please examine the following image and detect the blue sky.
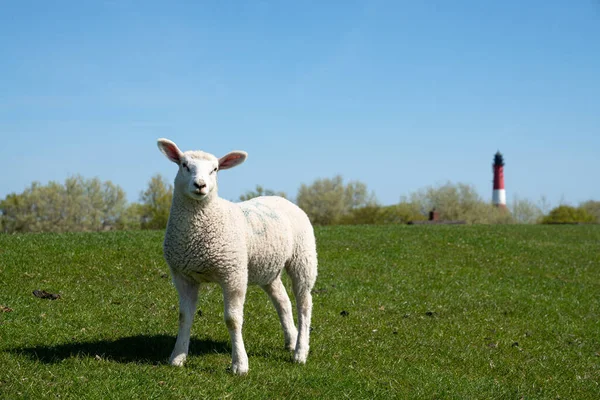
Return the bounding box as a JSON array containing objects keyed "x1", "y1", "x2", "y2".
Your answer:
[{"x1": 1, "y1": 1, "x2": 598, "y2": 207}]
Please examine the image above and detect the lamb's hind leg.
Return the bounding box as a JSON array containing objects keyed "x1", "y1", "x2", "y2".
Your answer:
[
  {"x1": 261, "y1": 276, "x2": 298, "y2": 351},
  {"x1": 291, "y1": 283, "x2": 313, "y2": 364},
  {"x1": 288, "y1": 254, "x2": 318, "y2": 364},
  {"x1": 169, "y1": 271, "x2": 199, "y2": 366}
]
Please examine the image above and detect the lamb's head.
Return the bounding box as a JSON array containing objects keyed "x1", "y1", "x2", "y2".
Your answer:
[{"x1": 157, "y1": 138, "x2": 247, "y2": 202}]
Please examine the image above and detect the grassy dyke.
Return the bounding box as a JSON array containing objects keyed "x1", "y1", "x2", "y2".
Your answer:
[{"x1": 1, "y1": 225, "x2": 599, "y2": 399}]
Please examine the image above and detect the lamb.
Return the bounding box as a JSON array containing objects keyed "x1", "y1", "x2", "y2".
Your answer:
[{"x1": 157, "y1": 138, "x2": 318, "y2": 375}]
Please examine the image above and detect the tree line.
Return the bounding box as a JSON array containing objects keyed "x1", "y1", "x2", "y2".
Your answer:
[
  {"x1": 0, "y1": 175, "x2": 171, "y2": 233},
  {"x1": 1, "y1": 174, "x2": 598, "y2": 233}
]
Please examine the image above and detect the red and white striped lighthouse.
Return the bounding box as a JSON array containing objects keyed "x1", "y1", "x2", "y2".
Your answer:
[{"x1": 492, "y1": 151, "x2": 506, "y2": 208}]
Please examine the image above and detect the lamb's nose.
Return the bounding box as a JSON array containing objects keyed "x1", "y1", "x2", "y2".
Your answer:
[{"x1": 194, "y1": 181, "x2": 207, "y2": 190}]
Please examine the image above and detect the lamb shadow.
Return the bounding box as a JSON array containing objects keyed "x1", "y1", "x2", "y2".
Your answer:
[{"x1": 11, "y1": 334, "x2": 229, "y2": 365}]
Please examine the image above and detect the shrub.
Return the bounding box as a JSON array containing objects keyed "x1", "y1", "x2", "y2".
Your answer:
[
  {"x1": 139, "y1": 174, "x2": 173, "y2": 230},
  {"x1": 510, "y1": 196, "x2": 543, "y2": 224},
  {"x1": 379, "y1": 203, "x2": 427, "y2": 224},
  {"x1": 337, "y1": 202, "x2": 427, "y2": 225},
  {"x1": 541, "y1": 205, "x2": 596, "y2": 224},
  {"x1": 579, "y1": 200, "x2": 600, "y2": 223},
  {"x1": 297, "y1": 175, "x2": 376, "y2": 225},
  {"x1": 0, "y1": 177, "x2": 129, "y2": 233}
]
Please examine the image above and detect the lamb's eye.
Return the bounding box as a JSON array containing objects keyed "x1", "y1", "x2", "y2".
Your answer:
[
  {"x1": 212, "y1": 167, "x2": 218, "y2": 173},
  {"x1": 182, "y1": 163, "x2": 190, "y2": 171}
]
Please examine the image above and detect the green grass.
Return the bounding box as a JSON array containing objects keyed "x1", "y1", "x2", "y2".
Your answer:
[{"x1": 1, "y1": 225, "x2": 599, "y2": 399}]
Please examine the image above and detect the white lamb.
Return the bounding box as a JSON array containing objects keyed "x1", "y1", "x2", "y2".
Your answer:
[{"x1": 157, "y1": 138, "x2": 318, "y2": 375}]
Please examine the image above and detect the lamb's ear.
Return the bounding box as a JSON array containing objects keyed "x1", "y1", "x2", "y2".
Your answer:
[
  {"x1": 157, "y1": 138, "x2": 183, "y2": 164},
  {"x1": 218, "y1": 151, "x2": 247, "y2": 170}
]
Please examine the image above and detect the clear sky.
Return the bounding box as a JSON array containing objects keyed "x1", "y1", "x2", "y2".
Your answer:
[{"x1": 1, "y1": 1, "x2": 598, "y2": 207}]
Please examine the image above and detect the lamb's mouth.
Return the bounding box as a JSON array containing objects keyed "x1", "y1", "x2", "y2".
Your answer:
[{"x1": 189, "y1": 189, "x2": 208, "y2": 199}]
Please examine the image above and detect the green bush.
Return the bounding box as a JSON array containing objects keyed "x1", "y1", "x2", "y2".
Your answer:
[
  {"x1": 337, "y1": 203, "x2": 427, "y2": 225},
  {"x1": 337, "y1": 205, "x2": 382, "y2": 225},
  {"x1": 579, "y1": 200, "x2": 600, "y2": 223},
  {"x1": 510, "y1": 196, "x2": 543, "y2": 224},
  {"x1": 541, "y1": 205, "x2": 596, "y2": 224},
  {"x1": 296, "y1": 175, "x2": 376, "y2": 225},
  {"x1": 378, "y1": 203, "x2": 427, "y2": 224},
  {"x1": 0, "y1": 176, "x2": 129, "y2": 233},
  {"x1": 139, "y1": 174, "x2": 173, "y2": 230}
]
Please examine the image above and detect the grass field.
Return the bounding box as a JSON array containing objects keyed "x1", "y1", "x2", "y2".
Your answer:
[{"x1": 1, "y1": 225, "x2": 599, "y2": 399}]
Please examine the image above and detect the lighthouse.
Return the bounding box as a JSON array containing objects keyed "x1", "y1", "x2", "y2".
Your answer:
[{"x1": 492, "y1": 151, "x2": 506, "y2": 208}]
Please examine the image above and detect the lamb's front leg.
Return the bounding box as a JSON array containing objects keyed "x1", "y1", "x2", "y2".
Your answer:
[
  {"x1": 169, "y1": 271, "x2": 199, "y2": 366},
  {"x1": 221, "y1": 279, "x2": 248, "y2": 375}
]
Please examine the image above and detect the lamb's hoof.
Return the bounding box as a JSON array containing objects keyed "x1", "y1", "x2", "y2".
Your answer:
[
  {"x1": 231, "y1": 362, "x2": 249, "y2": 375},
  {"x1": 293, "y1": 348, "x2": 308, "y2": 364},
  {"x1": 286, "y1": 332, "x2": 298, "y2": 351},
  {"x1": 170, "y1": 354, "x2": 187, "y2": 367}
]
